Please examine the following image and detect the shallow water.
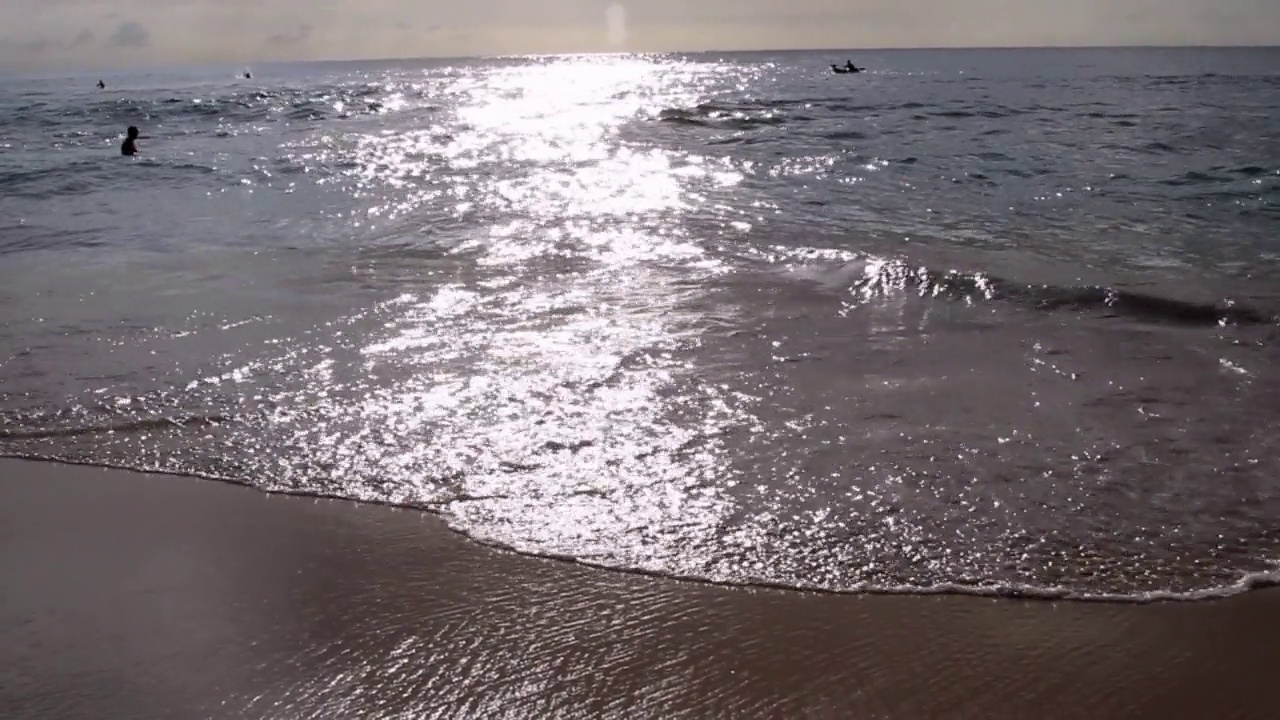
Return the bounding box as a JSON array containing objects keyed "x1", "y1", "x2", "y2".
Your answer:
[
  {"x1": 2, "y1": 47, "x2": 1279, "y2": 600},
  {"x1": 6, "y1": 461, "x2": 1280, "y2": 720}
]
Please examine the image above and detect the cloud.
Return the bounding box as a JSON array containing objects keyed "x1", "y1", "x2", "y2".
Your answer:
[
  {"x1": 393, "y1": 20, "x2": 445, "y2": 32},
  {"x1": 108, "y1": 20, "x2": 150, "y2": 49},
  {"x1": 267, "y1": 23, "x2": 312, "y2": 46},
  {"x1": 13, "y1": 37, "x2": 58, "y2": 54},
  {"x1": 0, "y1": 28, "x2": 93, "y2": 55}
]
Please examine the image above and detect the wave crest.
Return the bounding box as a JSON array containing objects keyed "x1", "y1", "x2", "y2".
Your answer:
[{"x1": 848, "y1": 257, "x2": 1277, "y2": 326}]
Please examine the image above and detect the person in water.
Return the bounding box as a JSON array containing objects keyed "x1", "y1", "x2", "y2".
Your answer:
[
  {"x1": 121, "y1": 126, "x2": 146, "y2": 156},
  {"x1": 97, "y1": 80, "x2": 105, "y2": 89}
]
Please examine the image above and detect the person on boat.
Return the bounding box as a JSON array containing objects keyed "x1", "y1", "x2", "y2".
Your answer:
[
  {"x1": 845, "y1": 60, "x2": 860, "y2": 72},
  {"x1": 121, "y1": 126, "x2": 146, "y2": 156}
]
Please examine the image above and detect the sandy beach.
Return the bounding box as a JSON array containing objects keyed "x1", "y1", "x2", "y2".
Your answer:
[{"x1": 2, "y1": 457, "x2": 1278, "y2": 719}]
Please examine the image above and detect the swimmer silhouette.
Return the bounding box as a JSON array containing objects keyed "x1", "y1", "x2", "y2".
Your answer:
[
  {"x1": 97, "y1": 80, "x2": 105, "y2": 89},
  {"x1": 121, "y1": 126, "x2": 148, "y2": 156}
]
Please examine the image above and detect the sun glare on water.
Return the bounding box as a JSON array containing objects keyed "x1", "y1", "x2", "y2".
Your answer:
[{"x1": 279, "y1": 54, "x2": 753, "y2": 568}]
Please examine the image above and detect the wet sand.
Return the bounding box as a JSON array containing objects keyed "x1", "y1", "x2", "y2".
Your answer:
[{"x1": 2, "y1": 458, "x2": 1278, "y2": 719}]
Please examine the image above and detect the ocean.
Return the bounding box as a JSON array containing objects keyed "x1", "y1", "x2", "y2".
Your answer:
[{"x1": 2, "y1": 47, "x2": 1278, "y2": 602}]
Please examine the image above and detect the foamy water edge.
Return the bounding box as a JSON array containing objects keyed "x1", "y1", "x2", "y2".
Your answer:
[{"x1": 5, "y1": 454, "x2": 1276, "y2": 604}]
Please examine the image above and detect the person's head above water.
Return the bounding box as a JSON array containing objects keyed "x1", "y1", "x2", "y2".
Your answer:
[{"x1": 122, "y1": 126, "x2": 142, "y2": 156}]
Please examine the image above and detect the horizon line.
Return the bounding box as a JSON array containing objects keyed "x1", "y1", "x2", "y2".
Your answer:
[{"x1": 4, "y1": 42, "x2": 1278, "y2": 78}]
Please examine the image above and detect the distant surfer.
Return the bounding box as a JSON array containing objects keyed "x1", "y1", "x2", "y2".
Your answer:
[
  {"x1": 121, "y1": 126, "x2": 146, "y2": 156},
  {"x1": 97, "y1": 79, "x2": 105, "y2": 89}
]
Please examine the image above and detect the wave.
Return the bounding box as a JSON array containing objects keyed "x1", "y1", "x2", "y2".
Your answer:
[
  {"x1": 0, "y1": 413, "x2": 232, "y2": 441},
  {"x1": 658, "y1": 102, "x2": 790, "y2": 129},
  {"x1": 3, "y1": 84, "x2": 404, "y2": 133},
  {"x1": 654, "y1": 96, "x2": 1040, "y2": 130},
  {"x1": 0, "y1": 156, "x2": 221, "y2": 201},
  {"x1": 1160, "y1": 171, "x2": 1229, "y2": 186},
  {"x1": 533, "y1": 552, "x2": 1280, "y2": 604},
  {"x1": 787, "y1": 565, "x2": 1280, "y2": 604},
  {"x1": 846, "y1": 257, "x2": 1277, "y2": 326},
  {"x1": 0, "y1": 226, "x2": 108, "y2": 253}
]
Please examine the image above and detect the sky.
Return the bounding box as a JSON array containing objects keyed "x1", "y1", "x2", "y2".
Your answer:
[{"x1": 1, "y1": 0, "x2": 1278, "y2": 73}]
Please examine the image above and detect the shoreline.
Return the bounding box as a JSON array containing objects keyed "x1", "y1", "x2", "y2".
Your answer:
[
  {"x1": 4, "y1": 457, "x2": 1280, "y2": 718},
  {"x1": 3, "y1": 455, "x2": 1274, "y2": 606}
]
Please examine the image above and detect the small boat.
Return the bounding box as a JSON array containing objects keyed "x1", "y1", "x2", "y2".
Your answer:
[{"x1": 831, "y1": 64, "x2": 863, "y2": 75}]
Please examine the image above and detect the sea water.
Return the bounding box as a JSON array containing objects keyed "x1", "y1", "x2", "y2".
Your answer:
[{"x1": 2, "y1": 47, "x2": 1279, "y2": 600}]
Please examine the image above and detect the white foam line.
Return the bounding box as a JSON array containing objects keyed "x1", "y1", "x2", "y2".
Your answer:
[{"x1": 814, "y1": 562, "x2": 1280, "y2": 603}]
